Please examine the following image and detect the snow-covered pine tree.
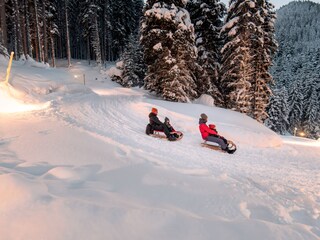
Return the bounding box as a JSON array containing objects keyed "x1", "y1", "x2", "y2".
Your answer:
[
  {"x1": 47, "y1": 1, "x2": 59, "y2": 67},
  {"x1": 11, "y1": 0, "x2": 24, "y2": 59},
  {"x1": 0, "y1": 0, "x2": 7, "y2": 52},
  {"x1": 187, "y1": 0, "x2": 226, "y2": 106},
  {"x1": 260, "y1": 0, "x2": 277, "y2": 60},
  {"x1": 32, "y1": 0, "x2": 42, "y2": 62},
  {"x1": 64, "y1": 0, "x2": 71, "y2": 66},
  {"x1": 265, "y1": 87, "x2": 289, "y2": 135},
  {"x1": 221, "y1": 0, "x2": 277, "y2": 122},
  {"x1": 112, "y1": 33, "x2": 146, "y2": 87},
  {"x1": 220, "y1": 0, "x2": 257, "y2": 113},
  {"x1": 21, "y1": 0, "x2": 32, "y2": 57},
  {"x1": 303, "y1": 87, "x2": 320, "y2": 139},
  {"x1": 287, "y1": 80, "x2": 304, "y2": 134},
  {"x1": 133, "y1": 0, "x2": 144, "y2": 28},
  {"x1": 141, "y1": 0, "x2": 198, "y2": 102},
  {"x1": 0, "y1": 0, "x2": 8, "y2": 58},
  {"x1": 251, "y1": 0, "x2": 277, "y2": 122},
  {"x1": 80, "y1": 0, "x2": 102, "y2": 67},
  {"x1": 42, "y1": 0, "x2": 49, "y2": 63},
  {"x1": 111, "y1": 0, "x2": 138, "y2": 59},
  {"x1": 122, "y1": 34, "x2": 146, "y2": 87}
]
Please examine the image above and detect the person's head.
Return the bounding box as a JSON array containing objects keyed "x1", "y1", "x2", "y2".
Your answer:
[
  {"x1": 164, "y1": 117, "x2": 170, "y2": 124},
  {"x1": 151, "y1": 107, "x2": 158, "y2": 115},
  {"x1": 200, "y1": 113, "x2": 208, "y2": 122}
]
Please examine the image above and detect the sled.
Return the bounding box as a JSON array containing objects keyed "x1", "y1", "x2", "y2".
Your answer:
[
  {"x1": 150, "y1": 131, "x2": 183, "y2": 141},
  {"x1": 201, "y1": 140, "x2": 237, "y2": 154}
]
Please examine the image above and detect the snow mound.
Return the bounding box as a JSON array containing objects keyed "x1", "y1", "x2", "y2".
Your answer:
[
  {"x1": 24, "y1": 57, "x2": 50, "y2": 69},
  {"x1": 107, "y1": 66, "x2": 122, "y2": 77},
  {"x1": 0, "y1": 59, "x2": 94, "y2": 107},
  {"x1": 194, "y1": 94, "x2": 215, "y2": 107},
  {"x1": 44, "y1": 165, "x2": 100, "y2": 183}
]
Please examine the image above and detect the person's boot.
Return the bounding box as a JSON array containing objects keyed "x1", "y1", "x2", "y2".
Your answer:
[{"x1": 168, "y1": 135, "x2": 177, "y2": 141}]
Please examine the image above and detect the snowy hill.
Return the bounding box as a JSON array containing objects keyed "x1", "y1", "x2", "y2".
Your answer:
[{"x1": 0, "y1": 59, "x2": 319, "y2": 240}]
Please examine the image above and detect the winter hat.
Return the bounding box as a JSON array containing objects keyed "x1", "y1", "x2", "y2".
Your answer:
[
  {"x1": 200, "y1": 113, "x2": 208, "y2": 120},
  {"x1": 151, "y1": 108, "x2": 158, "y2": 114}
]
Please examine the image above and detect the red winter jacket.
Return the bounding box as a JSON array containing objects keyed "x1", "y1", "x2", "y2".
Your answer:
[{"x1": 199, "y1": 118, "x2": 218, "y2": 140}]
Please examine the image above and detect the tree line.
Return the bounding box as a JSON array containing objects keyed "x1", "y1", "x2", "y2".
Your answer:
[
  {"x1": 0, "y1": 0, "x2": 144, "y2": 66},
  {"x1": 267, "y1": 1, "x2": 320, "y2": 139}
]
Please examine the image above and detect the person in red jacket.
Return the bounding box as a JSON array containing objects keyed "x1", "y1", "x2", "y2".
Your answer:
[{"x1": 199, "y1": 113, "x2": 228, "y2": 151}]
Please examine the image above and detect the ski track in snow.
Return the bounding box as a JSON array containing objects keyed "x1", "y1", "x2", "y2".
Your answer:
[{"x1": 35, "y1": 79, "x2": 320, "y2": 234}]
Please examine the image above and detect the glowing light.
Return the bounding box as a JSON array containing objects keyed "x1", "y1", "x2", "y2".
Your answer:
[
  {"x1": 74, "y1": 75, "x2": 78, "y2": 78},
  {"x1": 298, "y1": 132, "x2": 306, "y2": 137}
]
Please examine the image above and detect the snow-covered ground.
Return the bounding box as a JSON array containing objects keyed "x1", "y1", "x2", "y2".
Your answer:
[{"x1": 0, "y1": 57, "x2": 319, "y2": 240}]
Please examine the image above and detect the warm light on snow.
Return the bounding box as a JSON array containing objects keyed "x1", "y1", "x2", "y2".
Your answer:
[
  {"x1": 282, "y1": 137, "x2": 320, "y2": 147},
  {"x1": 0, "y1": 96, "x2": 49, "y2": 113},
  {"x1": 0, "y1": 87, "x2": 49, "y2": 113}
]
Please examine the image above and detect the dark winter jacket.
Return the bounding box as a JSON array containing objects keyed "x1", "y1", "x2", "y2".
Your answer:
[
  {"x1": 165, "y1": 122, "x2": 175, "y2": 133},
  {"x1": 149, "y1": 112, "x2": 163, "y2": 126},
  {"x1": 199, "y1": 118, "x2": 219, "y2": 140}
]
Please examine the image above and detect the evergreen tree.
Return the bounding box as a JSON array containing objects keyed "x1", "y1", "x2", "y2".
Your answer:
[
  {"x1": 80, "y1": 0, "x2": 102, "y2": 66},
  {"x1": 220, "y1": 0, "x2": 257, "y2": 113},
  {"x1": 22, "y1": 0, "x2": 32, "y2": 57},
  {"x1": 304, "y1": 88, "x2": 320, "y2": 139},
  {"x1": 112, "y1": 33, "x2": 146, "y2": 87},
  {"x1": 141, "y1": 0, "x2": 198, "y2": 102},
  {"x1": 0, "y1": 2, "x2": 8, "y2": 59},
  {"x1": 111, "y1": 0, "x2": 139, "y2": 59},
  {"x1": 221, "y1": 0, "x2": 277, "y2": 122},
  {"x1": 287, "y1": 81, "x2": 304, "y2": 133},
  {"x1": 187, "y1": 0, "x2": 226, "y2": 106},
  {"x1": 0, "y1": 0, "x2": 7, "y2": 52},
  {"x1": 265, "y1": 87, "x2": 289, "y2": 134},
  {"x1": 12, "y1": 0, "x2": 24, "y2": 59},
  {"x1": 251, "y1": 0, "x2": 277, "y2": 122},
  {"x1": 122, "y1": 34, "x2": 146, "y2": 87},
  {"x1": 47, "y1": 0, "x2": 59, "y2": 67},
  {"x1": 33, "y1": 0, "x2": 43, "y2": 62}
]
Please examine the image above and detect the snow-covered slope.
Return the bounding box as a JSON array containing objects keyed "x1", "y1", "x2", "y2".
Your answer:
[{"x1": 0, "y1": 59, "x2": 319, "y2": 240}]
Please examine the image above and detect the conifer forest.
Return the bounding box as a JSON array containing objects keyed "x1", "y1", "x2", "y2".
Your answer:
[{"x1": 0, "y1": 0, "x2": 319, "y2": 139}]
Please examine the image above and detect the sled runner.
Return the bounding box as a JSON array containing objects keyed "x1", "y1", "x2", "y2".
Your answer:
[
  {"x1": 201, "y1": 140, "x2": 237, "y2": 154},
  {"x1": 150, "y1": 130, "x2": 183, "y2": 141}
]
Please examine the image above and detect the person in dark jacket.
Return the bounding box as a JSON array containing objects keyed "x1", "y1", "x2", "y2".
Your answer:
[
  {"x1": 199, "y1": 113, "x2": 228, "y2": 151},
  {"x1": 146, "y1": 108, "x2": 176, "y2": 141},
  {"x1": 164, "y1": 117, "x2": 181, "y2": 139}
]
